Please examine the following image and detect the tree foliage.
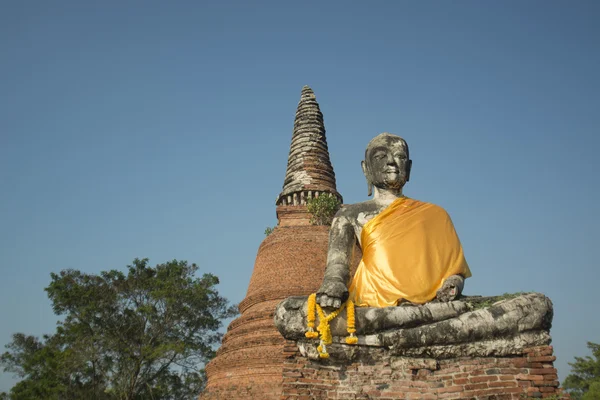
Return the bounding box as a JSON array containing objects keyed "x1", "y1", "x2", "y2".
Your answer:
[
  {"x1": 306, "y1": 194, "x2": 341, "y2": 226},
  {"x1": 1, "y1": 259, "x2": 237, "y2": 400},
  {"x1": 563, "y1": 342, "x2": 600, "y2": 400}
]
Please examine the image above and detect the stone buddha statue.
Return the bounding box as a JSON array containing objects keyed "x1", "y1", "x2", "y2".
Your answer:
[
  {"x1": 273, "y1": 132, "x2": 557, "y2": 400},
  {"x1": 275, "y1": 132, "x2": 552, "y2": 361},
  {"x1": 317, "y1": 133, "x2": 471, "y2": 309}
]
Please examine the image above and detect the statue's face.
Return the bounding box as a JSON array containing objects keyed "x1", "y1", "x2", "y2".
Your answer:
[{"x1": 364, "y1": 135, "x2": 411, "y2": 190}]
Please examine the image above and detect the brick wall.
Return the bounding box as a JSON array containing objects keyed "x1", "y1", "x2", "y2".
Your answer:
[{"x1": 281, "y1": 341, "x2": 568, "y2": 399}]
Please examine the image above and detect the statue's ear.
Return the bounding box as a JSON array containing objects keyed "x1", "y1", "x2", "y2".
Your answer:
[
  {"x1": 406, "y1": 159, "x2": 413, "y2": 182},
  {"x1": 361, "y1": 160, "x2": 373, "y2": 196}
]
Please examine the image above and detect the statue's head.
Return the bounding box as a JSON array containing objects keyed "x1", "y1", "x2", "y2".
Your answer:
[{"x1": 362, "y1": 133, "x2": 412, "y2": 196}]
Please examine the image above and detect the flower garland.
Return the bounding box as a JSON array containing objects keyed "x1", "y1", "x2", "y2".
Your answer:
[
  {"x1": 305, "y1": 294, "x2": 319, "y2": 339},
  {"x1": 305, "y1": 294, "x2": 358, "y2": 358},
  {"x1": 345, "y1": 299, "x2": 358, "y2": 344}
]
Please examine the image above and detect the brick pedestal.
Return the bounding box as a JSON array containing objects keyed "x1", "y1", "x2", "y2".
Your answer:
[{"x1": 281, "y1": 342, "x2": 567, "y2": 399}]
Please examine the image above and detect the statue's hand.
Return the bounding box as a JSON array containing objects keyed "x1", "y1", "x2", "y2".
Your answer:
[
  {"x1": 436, "y1": 275, "x2": 465, "y2": 302},
  {"x1": 316, "y1": 279, "x2": 349, "y2": 309}
]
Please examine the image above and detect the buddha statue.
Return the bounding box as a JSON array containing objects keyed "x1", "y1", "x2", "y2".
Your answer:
[
  {"x1": 316, "y1": 132, "x2": 471, "y2": 309},
  {"x1": 273, "y1": 131, "x2": 557, "y2": 400},
  {"x1": 275, "y1": 132, "x2": 553, "y2": 361}
]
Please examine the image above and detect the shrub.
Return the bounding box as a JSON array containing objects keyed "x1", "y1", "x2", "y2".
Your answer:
[{"x1": 306, "y1": 194, "x2": 341, "y2": 226}]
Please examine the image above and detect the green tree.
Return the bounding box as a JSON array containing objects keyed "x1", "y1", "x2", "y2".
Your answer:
[
  {"x1": 563, "y1": 342, "x2": 600, "y2": 400},
  {"x1": 306, "y1": 194, "x2": 341, "y2": 226},
  {"x1": 1, "y1": 259, "x2": 237, "y2": 400},
  {"x1": 0, "y1": 332, "x2": 97, "y2": 400}
]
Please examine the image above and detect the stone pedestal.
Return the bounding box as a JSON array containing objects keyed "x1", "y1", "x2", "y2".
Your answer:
[
  {"x1": 281, "y1": 342, "x2": 566, "y2": 399},
  {"x1": 275, "y1": 293, "x2": 567, "y2": 399}
]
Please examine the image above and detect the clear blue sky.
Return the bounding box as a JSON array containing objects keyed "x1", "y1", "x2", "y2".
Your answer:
[{"x1": 1, "y1": 0, "x2": 598, "y2": 392}]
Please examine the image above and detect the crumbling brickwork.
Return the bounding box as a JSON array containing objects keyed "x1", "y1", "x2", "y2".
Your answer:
[
  {"x1": 200, "y1": 85, "x2": 354, "y2": 399},
  {"x1": 281, "y1": 342, "x2": 567, "y2": 399},
  {"x1": 277, "y1": 85, "x2": 341, "y2": 207},
  {"x1": 201, "y1": 221, "x2": 362, "y2": 400},
  {"x1": 201, "y1": 224, "x2": 330, "y2": 399}
]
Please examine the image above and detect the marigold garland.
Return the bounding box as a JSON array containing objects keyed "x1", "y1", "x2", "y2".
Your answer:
[
  {"x1": 345, "y1": 300, "x2": 358, "y2": 344},
  {"x1": 305, "y1": 294, "x2": 319, "y2": 339},
  {"x1": 305, "y1": 294, "x2": 359, "y2": 358}
]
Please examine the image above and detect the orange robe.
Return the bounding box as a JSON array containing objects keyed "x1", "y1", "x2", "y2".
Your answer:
[{"x1": 348, "y1": 197, "x2": 471, "y2": 307}]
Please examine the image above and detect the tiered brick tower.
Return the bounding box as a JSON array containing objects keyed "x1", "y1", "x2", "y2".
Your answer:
[
  {"x1": 276, "y1": 86, "x2": 342, "y2": 210},
  {"x1": 201, "y1": 86, "x2": 350, "y2": 399}
]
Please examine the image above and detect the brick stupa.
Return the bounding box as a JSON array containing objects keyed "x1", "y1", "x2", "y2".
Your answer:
[{"x1": 201, "y1": 86, "x2": 352, "y2": 399}]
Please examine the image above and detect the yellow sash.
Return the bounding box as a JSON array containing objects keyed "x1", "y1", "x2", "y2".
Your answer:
[{"x1": 348, "y1": 197, "x2": 471, "y2": 307}]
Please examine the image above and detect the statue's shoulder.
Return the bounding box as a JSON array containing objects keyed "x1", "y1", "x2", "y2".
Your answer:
[
  {"x1": 336, "y1": 200, "x2": 380, "y2": 219},
  {"x1": 331, "y1": 200, "x2": 381, "y2": 230}
]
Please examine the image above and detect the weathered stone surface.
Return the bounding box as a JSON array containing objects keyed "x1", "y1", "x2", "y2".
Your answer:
[
  {"x1": 275, "y1": 293, "x2": 553, "y2": 359},
  {"x1": 296, "y1": 329, "x2": 551, "y2": 361},
  {"x1": 379, "y1": 293, "x2": 552, "y2": 350},
  {"x1": 275, "y1": 295, "x2": 471, "y2": 339},
  {"x1": 276, "y1": 85, "x2": 341, "y2": 207},
  {"x1": 388, "y1": 330, "x2": 552, "y2": 358},
  {"x1": 281, "y1": 341, "x2": 569, "y2": 399}
]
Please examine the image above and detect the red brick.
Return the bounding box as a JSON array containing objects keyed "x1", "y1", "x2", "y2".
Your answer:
[
  {"x1": 437, "y1": 393, "x2": 462, "y2": 399},
  {"x1": 465, "y1": 383, "x2": 489, "y2": 390},
  {"x1": 527, "y1": 362, "x2": 545, "y2": 368},
  {"x1": 529, "y1": 368, "x2": 557, "y2": 375},
  {"x1": 524, "y1": 345, "x2": 553, "y2": 353},
  {"x1": 469, "y1": 375, "x2": 499, "y2": 383},
  {"x1": 499, "y1": 368, "x2": 522, "y2": 375},
  {"x1": 527, "y1": 356, "x2": 557, "y2": 362},
  {"x1": 512, "y1": 359, "x2": 530, "y2": 367},
  {"x1": 407, "y1": 394, "x2": 435, "y2": 400},
  {"x1": 489, "y1": 381, "x2": 518, "y2": 388},
  {"x1": 437, "y1": 386, "x2": 463, "y2": 394},
  {"x1": 517, "y1": 374, "x2": 544, "y2": 381},
  {"x1": 533, "y1": 381, "x2": 560, "y2": 387}
]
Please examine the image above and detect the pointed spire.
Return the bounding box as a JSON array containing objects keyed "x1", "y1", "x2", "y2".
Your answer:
[{"x1": 276, "y1": 86, "x2": 341, "y2": 206}]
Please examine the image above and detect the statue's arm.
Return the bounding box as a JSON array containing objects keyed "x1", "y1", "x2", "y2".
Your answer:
[{"x1": 316, "y1": 210, "x2": 355, "y2": 308}]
